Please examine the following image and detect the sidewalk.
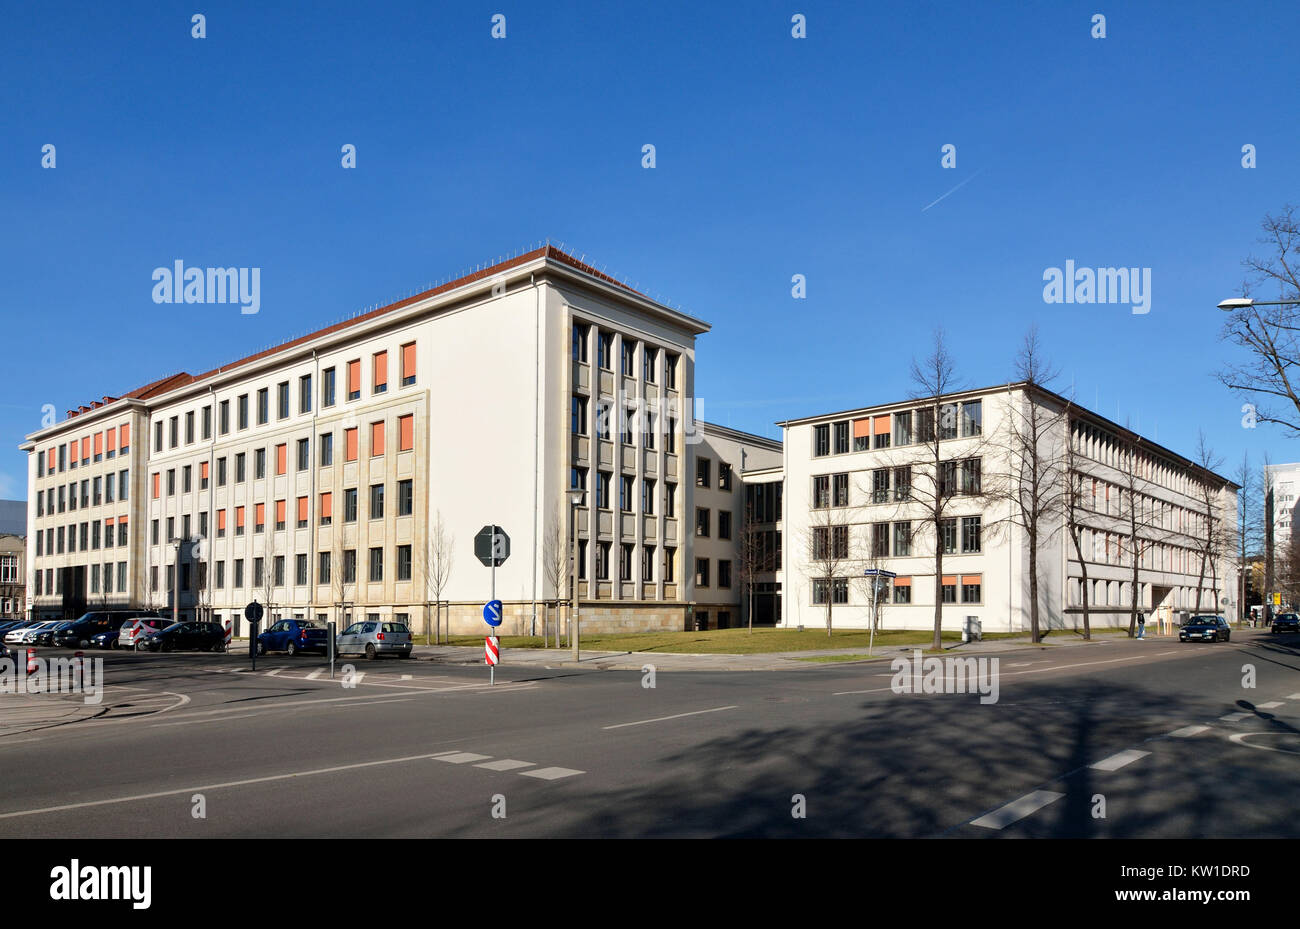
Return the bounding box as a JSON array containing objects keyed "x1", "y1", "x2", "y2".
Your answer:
[{"x1": 409, "y1": 632, "x2": 1128, "y2": 672}]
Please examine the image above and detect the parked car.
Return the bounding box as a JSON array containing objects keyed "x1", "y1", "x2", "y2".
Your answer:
[
  {"x1": 90, "y1": 628, "x2": 121, "y2": 649},
  {"x1": 1271, "y1": 612, "x2": 1300, "y2": 634},
  {"x1": 4, "y1": 621, "x2": 44, "y2": 644},
  {"x1": 256, "y1": 619, "x2": 330, "y2": 656},
  {"x1": 119, "y1": 616, "x2": 172, "y2": 650},
  {"x1": 35, "y1": 621, "x2": 76, "y2": 647},
  {"x1": 335, "y1": 620, "x2": 413, "y2": 660},
  {"x1": 1180, "y1": 615, "x2": 1233, "y2": 643},
  {"x1": 7, "y1": 621, "x2": 61, "y2": 646},
  {"x1": 137, "y1": 621, "x2": 226, "y2": 653},
  {"x1": 55, "y1": 610, "x2": 163, "y2": 649}
]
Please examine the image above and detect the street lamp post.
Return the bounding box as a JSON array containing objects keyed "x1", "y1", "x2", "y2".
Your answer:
[{"x1": 568, "y1": 488, "x2": 583, "y2": 662}]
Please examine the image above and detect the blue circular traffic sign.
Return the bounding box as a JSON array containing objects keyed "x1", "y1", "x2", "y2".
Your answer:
[{"x1": 483, "y1": 600, "x2": 503, "y2": 627}]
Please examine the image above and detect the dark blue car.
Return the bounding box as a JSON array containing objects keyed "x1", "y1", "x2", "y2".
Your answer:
[{"x1": 256, "y1": 619, "x2": 330, "y2": 656}]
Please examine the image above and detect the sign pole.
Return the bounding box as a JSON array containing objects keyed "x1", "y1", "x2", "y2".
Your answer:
[{"x1": 491, "y1": 524, "x2": 497, "y2": 685}]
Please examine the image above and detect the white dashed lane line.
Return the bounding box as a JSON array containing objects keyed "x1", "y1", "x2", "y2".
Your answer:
[
  {"x1": 435, "y1": 753, "x2": 492, "y2": 764},
  {"x1": 1168, "y1": 725, "x2": 1210, "y2": 738},
  {"x1": 1219, "y1": 712, "x2": 1251, "y2": 722},
  {"x1": 602, "y1": 705, "x2": 739, "y2": 730},
  {"x1": 1090, "y1": 749, "x2": 1150, "y2": 771},
  {"x1": 475, "y1": 759, "x2": 535, "y2": 771},
  {"x1": 520, "y1": 766, "x2": 584, "y2": 780},
  {"x1": 1257, "y1": 701, "x2": 1285, "y2": 709},
  {"x1": 971, "y1": 790, "x2": 1064, "y2": 830},
  {"x1": 435, "y1": 752, "x2": 584, "y2": 780}
]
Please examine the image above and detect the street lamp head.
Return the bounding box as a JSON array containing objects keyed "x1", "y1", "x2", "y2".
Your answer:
[
  {"x1": 1217, "y1": 297, "x2": 1253, "y2": 311},
  {"x1": 567, "y1": 489, "x2": 584, "y2": 507}
]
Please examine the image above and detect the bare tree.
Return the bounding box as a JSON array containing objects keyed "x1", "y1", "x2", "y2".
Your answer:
[
  {"x1": 886, "y1": 330, "x2": 991, "y2": 651},
  {"x1": 736, "y1": 502, "x2": 776, "y2": 633},
  {"x1": 330, "y1": 530, "x2": 355, "y2": 637},
  {"x1": 996, "y1": 328, "x2": 1068, "y2": 643},
  {"x1": 541, "y1": 509, "x2": 569, "y2": 646},
  {"x1": 1217, "y1": 205, "x2": 1300, "y2": 435},
  {"x1": 1233, "y1": 453, "x2": 1260, "y2": 623},
  {"x1": 1062, "y1": 411, "x2": 1094, "y2": 639},
  {"x1": 1116, "y1": 440, "x2": 1173, "y2": 637},
  {"x1": 802, "y1": 500, "x2": 858, "y2": 637},
  {"x1": 1190, "y1": 432, "x2": 1225, "y2": 612},
  {"x1": 1262, "y1": 452, "x2": 1277, "y2": 622},
  {"x1": 423, "y1": 510, "x2": 453, "y2": 645}
]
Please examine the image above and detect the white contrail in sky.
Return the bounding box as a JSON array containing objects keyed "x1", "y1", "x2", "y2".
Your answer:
[{"x1": 921, "y1": 169, "x2": 985, "y2": 212}]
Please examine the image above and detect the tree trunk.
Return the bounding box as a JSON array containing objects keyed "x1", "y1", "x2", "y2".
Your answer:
[
  {"x1": 1070, "y1": 529, "x2": 1092, "y2": 640},
  {"x1": 1028, "y1": 526, "x2": 1040, "y2": 643},
  {"x1": 933, "y1": 533, "x2": 944, "y2": 652},
  {"x1": 1129, "y1": 544, "x2": 1141, "y2": 637}
]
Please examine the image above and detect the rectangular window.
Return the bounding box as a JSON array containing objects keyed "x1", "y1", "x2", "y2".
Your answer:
[
  {"x1": 814, "y1": 424, "x2": 830, "y2": 457},
  {"x1": 834, "y1": 421, "x2": 849, "y2": 454},
  {"x1": 319, "y1": 492, "x2": 333, "y2": 525},
  {"x1": 938, "y1": 403, "x2": 958, "y2": 440},
  {"x1": 961, "y1": 516, "x2": 982, "y2": 553},
  {"x1": 401, "y1": 342, "x2": 416, "y2": 386},
  {"x1": 596, "y1": 541, "x2": 610, "y2": 580},
  {"x1": 719, "y1": 462, "x2": 732, "y2": 492},
  {"x1": 718, "y1": 559, "x2": 732, "y2": 588},
  {"x1": 236, "y1": 506, "x2": 246, "y2": 536},
  {"x1": 665, "y1": 353, "x2": 678, "y2": 389},
  {"x1": 344, "y1": 488, "x2": 358, "y2": 523},
  {"x1": 235, "y1": 453, "x2": 246, "y2": 482},
  {"x1": 370, "y1": 420, "x2": 385, "y2": 456},
  {"x1": 940, "y1": 518, "x2": 957, "y2": 555},
  {"x1": 643, "y1": 346, "x2": 657, "y2": 383},
  {"x1": 370, "y1": 483, "x2": 384, "y2": 519},
  {"x1": 275, "y1": 443, "x2": 287, "y2": 476},
  {"x1": 695, "y1": 558, "x2": 710, "y2": 588},
  {"x1": 299, "y1": 375, "x2": 312, "y2": 414},
  {"x1": 347, "y1": 360, "x2": 361, "y2": 401},
  {"x1": 295, "y1": 554, "x2": 308, "y2": 586},
  {"x1": 620, "y1": 543, "x2": 634, "y2": 581},
  {"x1": 571, "y1": 396, "x2": 588, "y2": 435},
  {"x1": 941, "y1": 576, "x2": 957, "y2": 603},
  {"x1": 296, "y1": 439, "x2": 309, "y2": 471},
  {"x1": 665, "y1": 482, "x2": 676, "y2": 518},
  {"x1": 255, "y1": 503, "x2": 266, "y2": 533},
  {"x1": 318, "y1": 552, "x2": 331, "y2": 585},
  {"x1": 696, "y1": 507, "x2": 710, "y2": 537},
  {"x1": 596, "y1": 471, "x2": 611, "y2": 509},
  {"x1": 343, "y1": 550, "x2": 356, "y2": 584},
  {"x1": 620, "y1": 474, "x2": 634, "y2": 513},
  {"x1": 369, "y1": 547, "x2": 383, "y2": 582},
  {"x1": 642, "y1": 478, "x2": 655, "y2": 516},
  {"x1": 642, "y1": 545, "x2": 655, "y2": 583},
  {"x1": 833, "y1": 473, "x2": 849, "y2": 507},
  {"x1": 664, "y1": 546, "x2": 676, "y2": 583},
  {"x1": 320, "y1": 432, "x2": 334, "y2": 466},
  {"x1": 598, "y1": 332, "x2": 613, "y2": 370},
  {"x1": 397, "y1": 544, "x2": 412, "y2": 581},
  {"x1": 893, "y1": 521, "x2": 911, "y2": 557},
  {"x1": 961, "y1": 458, "x2": 982, "y2": 494},
  {"x1": 893, "y1": 467, "x2": 911, "y2": 502},
  {"x1": 961, "y1": 575, "x2": 982, "y2": 604},
  {"x1": 169, "y1": 416, "x2": 178, "y2": 448},
  {"x1": 621, "y1": 339, "x2": 636, "y2": 376},
  {"x1": 273, "y1": 556, "x2": 285, "y2": 587},
  {"x1": 296, "y1": 496, "x2": 308, "y2": 529},
  {"x1": 572, "y1": 323, "x2": 589, "y2": 362},
  {"x1": 872, "y1": 523, "x2": 889, "y2": 558},
  {"x1": 345, "y1": 428, "x2": 358, "y2": 462},
  {"x1": 696, "y1": 458, "x2": 711, "y2": 488},
  {"x1": 399, "y1": 414, "x2": 414, "y2": 451},
  {"x1": 961, "y1": 400, "x2": 982, "y2": 437},
  {"x1": 277, "y1": 381, "x2": 290, "y2": 419},
  {"x1": 398, "y1": 479, "x2": 413, "y2": 516},
  {"x1": 373, "y1": 351, "x2": 388, "y2": 393},
  {"x1": 255, "y1": 448, "x2": 266, "y2": 480},
  {"x1": 220, "y1": 400, "x2": 230, "y2": 434},
  {"x1": 234, "y1": 559, "x2": 244, "y2": 588},
  {"x1": 813, "y1": 475, "x2": 830, "y2": 509},
  {"x1": 257, "y1": 388, "x2": 269, "y2": 425},
  {"x1": 200, "y1": 460, "x2": 210, "y2": 490},
  {"x1": 322, "y1": 367, "x2": 336, "y2": 407},
  {"x1": 719, "y1": 510, "x2": 732, "y2": 540}
]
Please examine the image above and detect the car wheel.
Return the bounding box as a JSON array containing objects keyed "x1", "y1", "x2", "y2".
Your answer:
[
  {"x1": 365, "y1": 643, "x2": 377, "y2": 660},
  {"x1": 256, "y1": 641, "x2": 267, "y2": 656},
  {"x1": 79, "y1": 639, "x2": 90, "y2": 649},
  {"x1": 211, "y1": 641, "x2": 224, "y2": 653},
  {"x1": 160, "y1": 641, "x2": 172, "y2": 653},
  {"x1": 286, "y1": 642, "x2": 297, "y2": 657}
]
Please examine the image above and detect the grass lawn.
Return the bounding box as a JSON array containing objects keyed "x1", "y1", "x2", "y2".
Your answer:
[{"x1": 442, "y1": 627, "x2": 1025, "y2": 655}]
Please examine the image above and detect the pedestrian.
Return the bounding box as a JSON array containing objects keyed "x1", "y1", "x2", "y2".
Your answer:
[{"x1": 1137, "y1": 611, "x2": 1146, "y2": 640}]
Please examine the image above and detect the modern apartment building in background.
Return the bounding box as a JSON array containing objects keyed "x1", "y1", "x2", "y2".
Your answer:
[
  {"x1": 776, "y1": 383, "x2": 1240, "y2": 633},
  {"x1": 21, "y1": 248, "x2": 777, "y2": 635}
]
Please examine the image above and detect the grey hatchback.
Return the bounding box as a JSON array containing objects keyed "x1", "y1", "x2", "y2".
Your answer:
[{"x1": 335, "y1": 620, "x2": 413, "y2": 660}]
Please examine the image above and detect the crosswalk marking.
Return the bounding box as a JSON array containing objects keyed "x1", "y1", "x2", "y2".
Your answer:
[
  {"x1": 305, "y1": 670, "x2": 323, "y2": 680},
  {"x1": 971, "y1": 790, "x2": 1063, "y2": 830},
  {"x1": 475, "y1": 759, "x2": 535, "y2": 771},
  {"x1": 1168, "y1": 725, "x2": 1209, "y2": 738},
  {"x1": 1257, "y1": 701, "x2": 1284, "y2": 709},
  {"x1": 1219, "y1": 712, "x2": 1250, "y2": 722},
  {"x1": 1091, "y1": 749, "x2": 1150, "y2": 771},
  {"x1": 434, "y1": 752, "x2": 493, "y2": 764}
]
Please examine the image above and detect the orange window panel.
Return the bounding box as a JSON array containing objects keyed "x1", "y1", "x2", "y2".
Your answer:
[
  {"x1": 960, "y1": 575, "x2": 981, "y2": 586},
  {"x1": 105, "y1": 517, "x2": 115, "y2": 527},
  {"x1": 120, "y1": 423, "x2": 130, "y2": 448},
  {"x1": 217, "y1": 509, "x2": 227, "y2": 531},
  {"x1": 941, "y1": 575, "x2": 957, "y2": 586},
  {"x1": 275, "y1": 499, "x2": 286, "y2": 524},
  {"x1": 152, "y1": 473, "x2": 160, "y2": 499},
  {"x1": 297, "y1": 496, "x2": 308, "y2": 523},
  {"x1": 47, "y1": 448, "x2": 56, "y2": 471},
  {"x1": 371, "y1": 421, "x2": 385, "y2": 456},
  {"x1": 852, "y1": 418, "x2": 870, "y2": 439},
  {"x1": 276, "y1": 443, "x2": 287, "y2": 475},
  {"x1": 347, "y1": 360, "x2": 361, "y2": 395},
  {"x1": 106, "y1": 426, "x2": 117, "y2": 449},
  {"x1": 399, "y1": 414, "x2": 413, "y2": 451},
  {"x1": 94, "y1": 432, "x2": 103, "y2": 456},
  {"x1": 81, "y1": 437, "x2": 90, "y2": 460},
  {"x1": 873, "y1": 415, "x2": 890, "y2": 435},
  {"x1": 373, "y1": 351, "x2": 388, "y2": 388},
  {"x1": 345, "y1": 428, "x2": 358, "y2": 461},
  {"x1": 200, "y1": 461, "x2": 209, "y2": 480},
  {"x1": 255, "y1": 503, "x2": 265, "y2": 526},
  {"x1": 118, "y1": 515, "x2": 127, "y2": 527},
  {"x1": 401, "y1": 342, "x2": 416, "y2": 381},
  {"x1": 68, "y1": 440, "x2": 76, "y2": 462},
  {"x1": 320, "y1": 492, "x2": 332, "y2": 518},
  {"x1": 236, "y1": 506, "x2": 245, "y2": 528},
  {"x1": 893, "y1": 576, "x2": 911, "y2": 587}
]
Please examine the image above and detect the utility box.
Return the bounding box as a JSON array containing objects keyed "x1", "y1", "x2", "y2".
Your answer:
[{"x1": 962, "y1": 616, "x2": 982, "y2": 643}]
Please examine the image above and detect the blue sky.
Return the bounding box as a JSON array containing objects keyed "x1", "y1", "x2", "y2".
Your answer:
[{"x1": 3, "y1": 1, "x2": 1298, "y2": 499}]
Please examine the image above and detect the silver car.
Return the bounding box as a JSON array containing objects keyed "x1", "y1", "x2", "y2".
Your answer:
[{"x1": 335, "y1": 621, "x2": 413, "y2": 660}]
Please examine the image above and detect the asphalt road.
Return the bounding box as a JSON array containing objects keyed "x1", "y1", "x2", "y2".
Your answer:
[{"x1": 1, "y1": 631, "x2": 1297, "y2": 838}]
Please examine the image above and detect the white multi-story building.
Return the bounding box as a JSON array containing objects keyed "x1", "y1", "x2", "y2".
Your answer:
[
  {"x1": 20, "y1": 248, "x2": 771, "y2": 636},
  {"x1": 774, "y1": 383, "x2": 1239, "y2": 633},
  {"x1": 1264, "y1": 461, "x2": 1300, "y2": 553}
]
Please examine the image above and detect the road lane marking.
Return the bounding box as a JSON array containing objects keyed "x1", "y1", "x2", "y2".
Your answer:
[
  {"x1": 1257, "y1": 701, "x2": 1284, "y2": 709},
  {"x1": 305, "y1": 670, "x2": 324, "y2": 680},
  {"x1": 0, "y1": 751, "x2": 477, "y2": 820},
  {"x1": 1168, "y1": 725, "x2": 1210, "y2": 738},
  {"x1": 602, "y1": 705, "x2": 739, "y2": 730},
  {"x1": 475, "y1": 759, "x2": 535, "y2": 771},
  {"x1": 1090, "y1": 749, "x2": 1150, "y2": 771},
  {"x1": 1288, "y1": 693, "x2": 1300, "y2": 700},
  {"x1": 520, "y1": 766, "x2": 584, "y2": 780},
  {"x1": 970, "y1": 790, "x2": 1064, "y2": 830},
  {"x1": 1219, "y1": 712, "x2": 1250, "y2": 722},
  {"x1": 434, "y1": 752, "x2": 493, "y2": 764},
  {"x1": 834, "y1": 653, "x2": 1179, "y2": 695},
  {"x1": 150, "y1": 713, "x2": 263, "y2": 728}
]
